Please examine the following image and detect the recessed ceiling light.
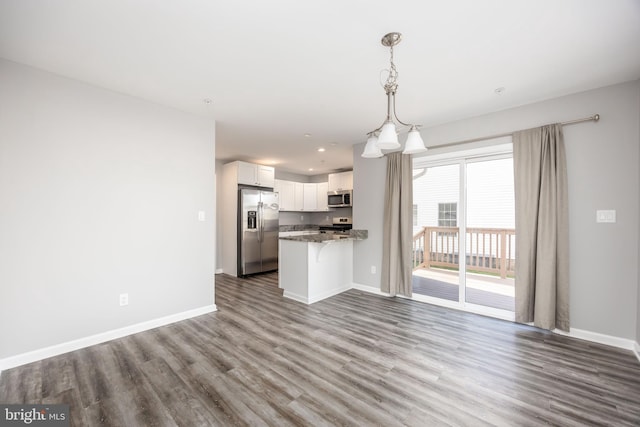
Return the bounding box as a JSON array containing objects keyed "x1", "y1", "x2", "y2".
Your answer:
[
  {"x1": 304, "y1": 133, "x2": 312, "y2": 138},
  {"x1": 330, "y1": 142, "x2": 338, "y2": 146},
  {"x1": 308, "y1": 168, "x2": 314, "y2": 171},
  {"x1": 203, "y1": 98, "x2": 213, "y2": 104},
  {"x1": 494, "y1": 87, "x2": 506, "y2": 95},
  {"x1": 317, "y1": 147, "x2": 326, "y2": 152}
]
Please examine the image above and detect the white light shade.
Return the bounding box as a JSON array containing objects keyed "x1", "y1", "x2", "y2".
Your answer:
[
  {"x1": 377, "y1": 121, "x2": 400, "y2": 149},
  {"x1": 361, "y1": 135, "x2": 383, "y2": 158},
  {"x1": 402, "y1": 127, "x2": 427, "y2": 154}
]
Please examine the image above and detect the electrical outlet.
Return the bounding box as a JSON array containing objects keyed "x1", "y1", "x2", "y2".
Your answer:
[
  {"x1": 119, "y1": 293, "x2": 129, "y2": 306},
  {"x1": 198, "y1": 211, "x2": 206, "y2": 221},
  {"x1": 300, "y1": 215, "x2": 304, "y2": 221},
  {"x1": 371, "y1": 266, "x2": 376, "y2": 274},
  {"x1": 596, "y1": 210, "x2": 616, "y2": 223}
]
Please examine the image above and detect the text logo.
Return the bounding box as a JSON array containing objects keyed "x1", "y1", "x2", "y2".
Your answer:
[{"x1": 0, "y1": 405, "x2": 69, "y2": 427}]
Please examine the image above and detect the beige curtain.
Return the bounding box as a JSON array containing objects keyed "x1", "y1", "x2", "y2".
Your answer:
[
  {"x1": 513, "y1": 124, "x2": 570, "y2": 331},
  {"x1": 381, "y1": 152, "x2": 413, "y2": 297}
]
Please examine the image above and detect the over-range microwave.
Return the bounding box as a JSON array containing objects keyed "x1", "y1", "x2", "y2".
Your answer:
[{"x1": 328, "y1": 190, "x2": 352, "y2": 208}]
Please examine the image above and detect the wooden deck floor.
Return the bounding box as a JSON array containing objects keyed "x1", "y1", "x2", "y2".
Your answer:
[
  {"x1": 412, "y1": 269, "x2": 515, "y2": 311},
  {"x1": 1, "y1": 272, "x2": 639, "y2": 426}
]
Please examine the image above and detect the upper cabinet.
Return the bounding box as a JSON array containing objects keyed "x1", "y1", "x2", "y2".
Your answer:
[
  {"x1": 293, "y1": 182, "x2": 304, "y2": 211},
  {"x1": 275, "y1": 179, "x2": 329, "y2": 212},
  {"x1": 302, "y1": 183, "x2": 318, "y2": 211},
  {"x1": 274, "y1": 179, "x2": 295, "y2": 211},
  {"x1": 235, "y1": 161, "x2": 275, "y2": 188},
  {"x1": 316, "y1": 182, "x2": 328, "y2": 211},
  {"x1": 327, "y1": 171, "x2": 353, "y2": 192},
  {"x1": 257, "y1": 165, "x2": 275, "y2": 188}
]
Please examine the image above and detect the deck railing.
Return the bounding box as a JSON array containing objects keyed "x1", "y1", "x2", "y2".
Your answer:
[{"x1": 412, "y1": 226, "x2": 515, "y2": 278}]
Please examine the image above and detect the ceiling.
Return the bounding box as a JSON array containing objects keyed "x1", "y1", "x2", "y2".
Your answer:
[{"x1": 1, "y1": 1, "x2": 639, "y2": 175}]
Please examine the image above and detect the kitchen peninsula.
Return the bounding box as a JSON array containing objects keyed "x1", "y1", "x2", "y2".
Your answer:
[{"x1": 278, "y1": 230, "x2": 367, "y2": 304}]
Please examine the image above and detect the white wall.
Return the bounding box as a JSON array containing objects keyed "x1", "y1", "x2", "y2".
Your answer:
[
  {"x1": 215, "y1": 159, "x2": 225, "y2": 273},
  {"x1": 354, "y1": 80, "x2": 640, "y2": 341},
  {"x1": 0, "y1": 59, "x2": 216, "y2": 360},
  {"x1": 352, "y1": 154, "x2": 386, "y2": 288},
  {"x1": 637, "y1": 85, "x2": 640, "y2": 346}
]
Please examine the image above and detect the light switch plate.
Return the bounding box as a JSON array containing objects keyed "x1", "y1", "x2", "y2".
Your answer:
[
  {"x1": 596, "y1": 210, "x2": 616, "y2": 223},
  {"x1": 198, "y1": 211, "x2": 206, "y2": 221}
]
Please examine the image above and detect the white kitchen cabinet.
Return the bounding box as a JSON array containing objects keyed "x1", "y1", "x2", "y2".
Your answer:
[
  {"x1": 302, "y1": 183, "x2": 318, "y2": 211},
  {"x1": 293, "y1": 182, "x2": 304, "y2": 211},
  {"x1": 273, "y1": 178, "x2": 281, "y2": 195},
  {"x1": 327, "y1": 171, "x2": 353, "y2": 192},
  {"x1": 316, "y1": 182, "x2": 328, "y2": 211},
  {"x1": 257, "y1": 165, "x2": 275, "y2": 188},
  {"x1": 275, "y1": 179, "x2": 330, "y2": 212},
  {"x1": 275, "y1": 179, "x2": 296, "y2": 211},
  {"x1": 235, "y1": 161, "x2": 275, "y2": 187}
]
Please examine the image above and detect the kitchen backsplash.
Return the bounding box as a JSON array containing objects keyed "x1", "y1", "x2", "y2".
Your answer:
[{"x1": 279, "y1": 207, "x2": 352, "y2": 226}]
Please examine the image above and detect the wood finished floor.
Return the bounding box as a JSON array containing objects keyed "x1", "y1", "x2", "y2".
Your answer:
[{"x1": 1, "y1": 272, "x2": 640, "y2": 426}]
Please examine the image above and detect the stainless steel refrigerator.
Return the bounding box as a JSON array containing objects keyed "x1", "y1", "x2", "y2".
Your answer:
[{"x1": 238, "y1": 188, "x2": 279, "y2": 276}]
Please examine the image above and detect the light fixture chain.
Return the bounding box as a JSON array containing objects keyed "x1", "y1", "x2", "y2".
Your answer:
[{"x1": 385, "y1": 45, "x2": 398, "y2": 94}]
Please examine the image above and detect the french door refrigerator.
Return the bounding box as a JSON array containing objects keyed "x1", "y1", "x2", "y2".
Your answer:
[{"x1": 238, "y1": 188, "x2": 279, "y2": 276}]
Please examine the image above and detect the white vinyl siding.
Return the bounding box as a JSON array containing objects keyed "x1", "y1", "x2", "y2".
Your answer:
[{"x1": 413, "y1": 157, "x2": 514, "y2": 235}]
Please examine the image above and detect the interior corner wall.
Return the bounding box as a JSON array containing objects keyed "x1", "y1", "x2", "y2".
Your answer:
[
  {"x1": 215, "y1": 159, "x2": 225, "y2": 273},
  {"x1": 353, "y1": 80, "x2": 640, "y2": 341},
  {"x1": 352, "y1": 145, "x2": 386, "y2": 288},
  {"x1": 0, "y1": 59, "x2": 216, "y2": 360},
  {"x1": 637, "y1": 82, "x2": 640, "y2": 346}
]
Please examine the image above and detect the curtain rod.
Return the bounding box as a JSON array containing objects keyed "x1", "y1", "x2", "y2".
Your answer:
[{"x1": 430, "y1": 114, "x2": 600, "y2": 150}]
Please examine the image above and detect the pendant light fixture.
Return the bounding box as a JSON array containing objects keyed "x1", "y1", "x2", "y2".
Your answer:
[{"x1": 361, "y1": 32, "x2": 427, "y2": 158}]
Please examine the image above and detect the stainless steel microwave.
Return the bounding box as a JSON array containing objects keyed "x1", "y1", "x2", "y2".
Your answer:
[{"x1": 327, "y1": 190, "x2": 352, "y2": 208}]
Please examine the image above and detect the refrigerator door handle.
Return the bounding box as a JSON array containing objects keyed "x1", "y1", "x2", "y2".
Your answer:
[{"x1": 258, "y1": 201, "x2": 263, "y2": 242}]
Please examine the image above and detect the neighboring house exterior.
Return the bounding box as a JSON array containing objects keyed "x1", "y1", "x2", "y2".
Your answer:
[{"x1": 412, "y1": 158, "x2": 515, "y2": 235}]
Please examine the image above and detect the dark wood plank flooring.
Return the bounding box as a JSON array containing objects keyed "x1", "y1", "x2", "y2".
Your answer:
[{"x1": 1, "y1": 272, "x2": 639, "y2": 426}]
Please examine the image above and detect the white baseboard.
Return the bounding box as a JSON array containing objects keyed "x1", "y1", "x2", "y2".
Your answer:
[
  {"x1": 634, "y1": 342, "x2": 640, "y2": 363},
  {"x1": 351, "y1": 282, "x2": 392, "y2": 297},
  {"x1": 0, "y1": 304, "x2": 217, "y2": 372},
  {"x1": 309, "y1": 284, "x2": 353, "y2": 304},
  {"x1": 282, "y1": 290, "x2": 309, "y2": 304},
  {"x1": 553, "y1": 327, "x2": 636, "y2": 351},
  {"x1": 283, "y1": 284, "x2": 352, "y2": 305},
  {"x1": 215, "y1": 268, "x2": 223, "y2": 274}
]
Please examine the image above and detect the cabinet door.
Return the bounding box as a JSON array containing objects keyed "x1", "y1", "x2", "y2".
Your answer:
[
  {"x1": 328, "y1": 171, "x2": 353, "y2": 191},
  {"x1": 274, "y1": 179, "x2": 284, "y2": 210},
  {"x1": 342, "y1": 171, "x2": 353, "y2": 190},
  {"x1": 303, "y1": 183, "x2": 318, "y2": 211},
  {"x1": 293, "y1": 182, "x2": 304, "y2": 211},
  {"x1": 237, "y1": 162, "x2": 257, "y2": 185},
  {"x1": 316, "y1": 182, "x2": 328, "y2": 211},
  {"x1": 280, "y1": 180, "x2": 295, "y2": 211},
  {"x1": 257, "y1": 165, "x2": 275, "y2": 188},
  {"x1": 328, "y1": 173, "x2": 340, "y2": 192}
]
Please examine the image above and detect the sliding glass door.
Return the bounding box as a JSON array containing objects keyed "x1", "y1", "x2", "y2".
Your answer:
[
  {"x1": 412, "y1": 148, "x2": 515, "y2": 318},
  {"x1": 464, "y1": 157, "x2": 515, "y2": 312},
  {"x1": 412, "y1": 163, "x2": 461, "y2": 303}
]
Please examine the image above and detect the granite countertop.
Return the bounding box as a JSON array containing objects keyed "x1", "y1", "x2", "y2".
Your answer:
[
  {"x1": 279, "y1": 230, "x2": 368, "y2": 242},
  {"x1": 279, "y1": 224, "x2": 320, "y2": 232}
]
